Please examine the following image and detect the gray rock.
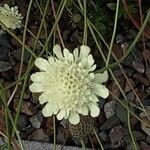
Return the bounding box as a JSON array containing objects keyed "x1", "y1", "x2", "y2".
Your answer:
[
  {"x1": 116, "y1": 102, "x2": 127, "y2": 123},
  {"x1": 100, "y1": 115, "x2": 120, "y2": 130},
  {"x1": 104, "y1": 101, "x2": 116, "y2": 119},
  {"x1": 0, "y1": 138, "x2": 92, "y2": 150},
  {"x1": 18, "y1": 114, "x2": 29, "y2": 130},
  {"x1": 133, "y1": 131, "x2": 145, "y2": 141},
  {"x1": 126, "y1": 91, "x2": 135, "y2": 101},
  {"x1": 30, "y1": 111, "x2": 43, "y2": 129},
  {"x1": 29, "y1": 129, "x2": 49, "y2": 142},
  {"x1": 146, "y1": 136, "x2": 150, "y2": 144},
  {"x1": 109, "y1": 125, "x2": 125, "y2": 146},
  {"x1": 99, "y1": 131, "x2": 108, "y2": 141}
]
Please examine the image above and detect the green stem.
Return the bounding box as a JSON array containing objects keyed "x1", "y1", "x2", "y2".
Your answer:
[
  {"x1": 127, "y1": 110, "x2": 138, "y2": 150},
  {"x1": 106, "y1": 0, "x2": 119, "y2": 66}
]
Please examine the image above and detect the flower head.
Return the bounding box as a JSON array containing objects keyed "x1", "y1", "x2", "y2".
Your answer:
[
  {"x1": 0, "y1": 4, "x2": 23, "y2": 29},
  {"x1": 29, "y1": 45, "x2": 109, "y2": 125}
]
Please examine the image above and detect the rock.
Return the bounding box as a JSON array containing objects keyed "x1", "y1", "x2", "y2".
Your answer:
[
  {"x1": 30, "y1": 111, "x2": 43, "y2": 129},
  {"x1": 126, "y1": 91, "x2": 135, "y2": 101},
  {"x1": 142, "y1": 99, "x2": 150, "y2": 106},
  {"x1": 146, "y1": 136, "x2": 150, "y2": 144},
  {"x1": 132, "y1": 60, "x2": 145, "y2": 73},
  {"x1": 21, "y1": 101, "x2": 38, "y2": 116},
  {"x1": 100, "y1": 115, "x2": 120, "y2": 130},
  {"x1": 109, "y1": 125, "x2": 124, "y2": 146},
  {"x1": 13, "y1": 48, "x2": 31, "y2": 63},
  {"x1": 98, "y1": 97, "x2": 105, "y2": 109},
  {"x1": 57, "y1": 133, "x2": 65, "y2": 145},
  {"x1": 0, "y1": 61, "x2": 13, "y2": 72},
  {"x1": 133, "y1": 131, "x2": 145, "y2": 140},
  {"x1": 116, "y1": 102, "x2": 127, "y2": 123},
  {"x1": 124, "y1": 79, "x2": 136, "y2": 92},
  {"x1": 29, "y1": 128, "x2": 49, "y2": 142},
  {"x1": 18, "y1": 114, "x2": 29, "y2": 130},
  {"x1": 44, "y1": 117, "x2": 54, "y2": 136},
  {"x1": 126, "y1": 143, "x2": 140, "y2": 150},
  {"x1": 104, "y1": 101, "x2": 116, "y2": 119},
  {"x1": 140, "y1": 142, "x2": 150, "y2": 150},
  {"x1": 99, "y1": 131, "x2": 108, "y2": 141},
  {"x1": 133, "y1": 73, "x2": 149, "y2": 86}
]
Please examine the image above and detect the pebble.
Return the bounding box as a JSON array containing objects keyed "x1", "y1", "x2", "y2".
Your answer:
[
  {"x1": 126, "y1": 91, "x2": 135, "y2": 101},
  {"x1": 104, "y1": 101, "x2": 116, "y2": 119},
  {"x1": 100, "y1": 115, "x2": 120, "y2": 130},
  {"x1": 18, "y1": 114, "x2": 29, "y2": 130},
  {"x1": 116, "y1": 102, "x2": 127, "y2": 123},
  {"x1": 29, "y1": 128, "x2": 49, "y2": 142},
  {"x1": 133, "y1": 131, "x2": 145, "y2": 140},
  {"x1": 109, "y1": 125, "x2": 124, "y2": 146},
  {"x1": 132, "y1": 60, "x2": 145, "y2": 73},
  {"x1": 30, "y1": 111, "x2": 43, "y2": 129},
  {"x1": 99, "y1": 131, "x2": 108, "y2": 141}
]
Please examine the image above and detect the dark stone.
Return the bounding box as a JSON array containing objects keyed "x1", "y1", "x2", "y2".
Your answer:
[{"x1": 100, "y1": 115, "x2": 120, "y2": 130}]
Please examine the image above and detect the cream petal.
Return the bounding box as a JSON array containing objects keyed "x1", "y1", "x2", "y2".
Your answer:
[
  {"x1": 79, "y1": 45, "x2": 90, "y2": 59},
  {"x1": 42, "y1": 103, "x2": 53, "y2": 117},
  {"x1": 29, "y1": 83, "x2": 44, "y2": 93},
  {"x1": 73, "y1": 48, "x2": 79, "y2": 62},
  {"x1": 30, "y1": 72, "x2": 46, "y2": 82},
  {"x1": 88, "y1": 103, "x2": 100, "y2": 117},
  {"x1": 93, "y1": 84, "x2": 109, "y2": 99},
  {"x1": 87, "y1": 54, "x2": 94, "y2": 68},
  {"x1": 39, "y1": 91, "x2": 50, "y2": 104},
  {"x1": 57, "y1": 109, "x2": 66, "y2": 120},
  {"x1": 69, "y1": 112, "x2": 80, "y2": 125},
  {"x1": 89, "y1": 94, "x2": 99, "y2": 102},
  {"x1": 48, "y1": 56, "x2": 55, "y2": 64},
  {"x1": 94, "y1": 71, "x2": 108, "y2": 83},
  {"x1": 53, "y1": 45, "x2": 64, "y2": 60},
  {"x1": 68, "y1": 53, "x2": 74, "y2": 62},
  {"x1": 63, "y1": 48, "x2": 71, "y2": 60},
  {"x1": 81, "y1": 106, "x2": 89, "y2": 115},
  {"x1": 35, "y1": 58, "x2": 49, "y2": 71},
  {"x1": 88, "y1": 64, "x2": 96, "y2": 72}
]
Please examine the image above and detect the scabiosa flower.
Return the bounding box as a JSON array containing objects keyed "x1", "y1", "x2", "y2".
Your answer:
[
  {"x1": 0, "y1": 4, "x2": 23, "y2": 29},
  {"x1": 29, "y1": 45, "x2": 109, "y2": 125}
]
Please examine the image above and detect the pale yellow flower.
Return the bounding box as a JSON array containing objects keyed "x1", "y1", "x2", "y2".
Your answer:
[
  {"x1": 0, "y1": 4, "x2": 23, "y2": 29},
  {"x1": 29, "y1": 45, "x2": 109, "y2": 125}
]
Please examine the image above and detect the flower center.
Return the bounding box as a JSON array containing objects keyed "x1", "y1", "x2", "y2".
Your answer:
[{"x1": 54, "y1": 62, "x2": 91, "y2": 110}]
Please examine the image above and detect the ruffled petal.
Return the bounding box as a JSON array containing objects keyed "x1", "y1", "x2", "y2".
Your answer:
[
  {"x1": 69, "y1": 112, "x2": 80, "y2": 125},
  {"x1": 63, "y1": 48, "x2": 71, "y2": 60},
  {"x1": 81, "y1": 106, "x2": 89, "y2": 115},
  {"x1": 89, "y1": 94, "x2": 99, "y2": 102},
  {"x1": 30, "y1": 72, "x2": 47, "y2": 83},
  {"x1": 94, "y1": 71, "x2": 108, "y2": 83},
  {"x1": 53, "y1": 45, "x2": 64, "y2": 60},
  {"x1": 57, "y1": 109, "x2": 66, "y2": 120},
  {"x1": 88, "y1": 103, "x2": 100, "y2": 117},
  {"x1": 35, "y1": 58, "x2": 49, "y2": 71},
  {"x1": 88, "y1": 64, "x2": 96, "y2": 72},
  {"x1": 39, "y1": 91, "x2": 50, "y2": 104},
  {"x1": 42, "y1": 103, "x2": 53, "y2": 117},
  {"x1": 93, "y1": 84, "x2": 109, "y2": 99},
  {"x1": 48, "y1": 56, "x2": 55, "y2": 64},
  {"x1": 87, "y1": 54, "x2": 94, "y2": 68},
  {"x1": 79, "y1": 45, "x2": 90, "y2": 59},
  {"x1": 29, "y1": 83, "x2": 44, "y2": 93},
  {"x1": 73, "y1": 48, "x2": 79, "y2": 62}
]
